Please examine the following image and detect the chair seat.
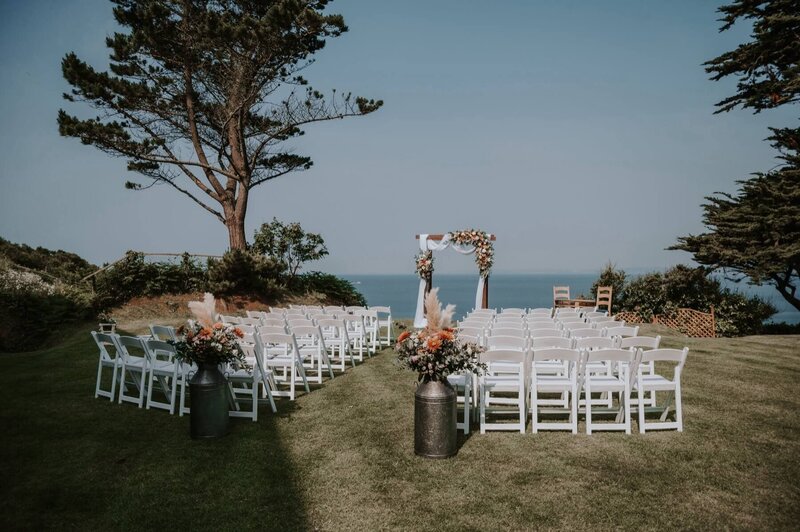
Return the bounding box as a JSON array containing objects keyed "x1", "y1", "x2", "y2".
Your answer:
[
  {"x1": 586, "y1": 375, "x2": 625, "y2": 390},
  {"x1": 533, "y1": 375, "x2": 572, "y2": 388},
  {"x1": 151, "y1": 360, "x2": 176, "y2": 372},
  {"x1": 636, "y1": 374, "x2": 675, "y2": 390}
]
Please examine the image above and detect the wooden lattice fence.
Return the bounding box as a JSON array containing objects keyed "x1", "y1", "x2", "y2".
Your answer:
[{"x1": 614, "y1": 307, "x2": 716, "y2": 338}]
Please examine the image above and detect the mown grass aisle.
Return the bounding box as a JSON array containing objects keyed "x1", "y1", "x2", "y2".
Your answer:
[{"x1": 1, "y1": 326, "x2": 799, "y2": 530}]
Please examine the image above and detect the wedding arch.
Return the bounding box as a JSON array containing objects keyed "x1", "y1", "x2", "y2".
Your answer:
[{"x1": 413, "y1": 230, "x2": 496, "y2": 328}]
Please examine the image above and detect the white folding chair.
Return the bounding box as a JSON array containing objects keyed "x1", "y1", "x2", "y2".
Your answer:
[
  {"x1": 92, "y1": 332, "x2": 122, "y2": 401},
  {"x1": 371, "y1": 306, "x2": 394, "y2": 346},
  {"x1": 316, "y1": 318, "x2": 355, "y2": 371},
  {"x1": 227, "y1": 342, "x2": 277, "y2": 420},
  {"x1": 149, "y1": 325, "x2": 177, "y2": 342},
  {"x1": 447, "y1": 370, "x2": 473, "y2": 435},
  {"x1": 355, "y1": 309, "x2": 380, "y2": 353},
  {"x1": 291, "y1": 325, "x2": 335, "y2": 383},
  {"x1": 116, "y1": 336, "x2": 150, "y2": 408},
  {"x1": 620, "y1": 335, "x2": 661, "y2": 406},
  {"x1": 636, "y1": 347, "x2": 688, "y2": 433},
  {"x1": 342, "y1": 315, "x2": 368, "y2": 361},
  {"x1": 531, "y1": 348, "x2": 581, "y2": 433},
  {"x1": 144, "y1": 339, "x2": 182, "y2": 414},
  {"x1": 255, "y1": 333, "x2": 309, "y2": 401},
  {"x1": 479, "y1": 350, "x2": 527, "y2": 434},
  {"x1": 583, "y1": 348, "x2": 638, "y2": 434}
]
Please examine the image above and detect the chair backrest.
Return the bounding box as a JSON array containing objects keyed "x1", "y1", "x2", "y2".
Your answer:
[
  {"x1": 528, "y1": 318, "x2": 557, "y2": 326},
  {"x1": 371, "y1": 306, "x2": 391, "y2": 313},
  {"x1": 117, "y1": 335, "x2": 148, "y2": 361},
  {"x1": 323, "y1": 306, "x2": 343, "y2": 312},
  {"x1": 530, "y1": 327, "x2": 563, "y2": 338},
  {"x1": 460, "y1": 318, "x2": 492, "y2": 327},
  {"x1": 562, "y1": 320, "x2": 591, "y2": 330},
  {"x1": 480, "y1": 349, "x2": 526, "y2": 364},
  {"x1": 261, "y1": 318, "x2": 287, "y2": 328},
  {"x1": 528, "y1": 308, "x2": 553, "y2": 317},
  {"x1": 457, "y1": 326, "x2": 485, "y2": 338},
  {"x1": 531, "y1": 336, "x2": 573, "y2": 349},
  {"x1": 569, "y1": 327, "x2": 602, "y2": 339},
  {"x1": 145, "y1": 339, "x2": 177, "y2": 362},
  {"x1": 486, "y1": 335, "x2": 527, "y2": 351},
  {"x1": 619, "y1": 335, "x2": 661, "y2": 349},
  {"x1": 584, "y1": 311, "x2": 607, "y2": 319},
  {"x1": 595, "y1": 286, "x2": 613, "y2": 314},
  {"x1": 345, "y1": 306, "x2": 366, "y2": 312},
  {"x1": 584, "y1": 347, "x2": 636, "y2": 363},
  {"x1": 236, "y1": 323, "x2": 257, "y2": 335},
  {"x1": 259, "y1": 325, "x2": 288, "y2": 336},
  {"x1": 499, "y1": 308, "x2": 525, "y2": 316},
  {"x1": 553, "y1": 285, "x2": 570, "y2": 303},
  {"x1": 594, "y1": 319, "x2": 625, "y2": 328},
  {"x1": 533, "y1": 347, "x2": 580, "y2": 363},
  {"x1": 246, "y1": 310, "x2": 268, "y2": 319},
  {"x1": 238, "y1": 317, "x2": 261, "y2": 326},
  {"x1": 92, "y1": 332, "x2": 120, "y2": 362},
  {"x1": 149, "y1": 325, "x2": 177, "y2": 342},
  {"x1": 291, "y1": 325, "x2": 325, "y2": 348},
  {"x1": 219, "y1": 315, "x2": 240, "y2": 324},
  {"x1": 470, "y1": 308, "x2": 496, "y2": 315},
  {"x1": 288, "y1": 319, "x2": 315, "y2": 329},
  {"x1": 575, "y1": 337, "x2": 615, "y2": 351},
  {"x1": 603, "y1": 325, "x2": 639, "y2": 338},
  {"x1": 456, "y1": 334, "x2": 480, "y2": 346},
  {"x1": 640, "y1": 347, "x2": 689, "y2": 372},
  {"x1": 489, "y1": 328, "x2": 527, "y2": 338}
]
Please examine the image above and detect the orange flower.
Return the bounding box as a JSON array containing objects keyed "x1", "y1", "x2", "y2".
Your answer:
[
  {"x1": 233, "y1": 327, "x2": 244, "y2": 338},
  {"x1": 425, "y1": 336, "x2": 442, "y2": 351},
  {"x1": 213, "y1": 322, "x2": 224, "y2": 330},
  {"x1": 397, "y1": 331, "x2": 411, "y2": 342},
  {"x1": 439, "y1": 330, "x2": 455, "y2": 342}
]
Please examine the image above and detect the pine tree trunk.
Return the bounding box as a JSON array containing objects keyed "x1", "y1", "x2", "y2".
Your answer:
[{"x1": 226, "y1": 215, "x2": 247, "y2": 250}]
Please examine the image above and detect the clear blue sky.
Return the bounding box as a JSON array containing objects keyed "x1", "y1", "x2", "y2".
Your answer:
[{"x1": 0, "y1": 0, "x2": 794, "y2": 274}]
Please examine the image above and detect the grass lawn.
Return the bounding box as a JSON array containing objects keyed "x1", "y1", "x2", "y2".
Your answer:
[{"x1": 1, "y1": 324, "x2": 799, "y2": 530}]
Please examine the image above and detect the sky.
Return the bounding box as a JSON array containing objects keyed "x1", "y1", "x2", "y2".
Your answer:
[{"x1": 0, "y1": 0, "x2": 795, "y2": 275}]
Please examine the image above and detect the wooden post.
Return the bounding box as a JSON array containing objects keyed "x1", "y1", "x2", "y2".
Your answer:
[
  {"x1": 481, "y1": 276, "x2": 489, "y2": 309},
  {"x1": 423, "y1": 274, "x2": 432, "y2": 315}
]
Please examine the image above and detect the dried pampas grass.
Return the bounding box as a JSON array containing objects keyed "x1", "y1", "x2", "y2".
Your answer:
[
  {"x1": 188, "y1": 292, "x2": 217, "y2": 327},
  {"x1": 424, "y1": 287, "x2": 455, "y2": 333}
]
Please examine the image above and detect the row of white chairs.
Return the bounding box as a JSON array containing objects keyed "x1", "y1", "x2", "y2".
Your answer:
[
  {"x1": 93, "y1": 314, "x2": 389, "y2": 421},
  {"x1": 469, "y1": 344, "x2": 688, "y2": 435},
  {"x1": 221, "y1": 305, "x2": 394, "y2": 347}
]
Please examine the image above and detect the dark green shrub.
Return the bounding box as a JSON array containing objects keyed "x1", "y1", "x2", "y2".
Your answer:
[
  {"x1": 607, "y1": 265, "x2": 777, "y2": 336},
  {"x1": 292, "y1": 272, "x2": 366, "y2": 306},
  {"x1": 206, "y1": 249, "x2": 284, "y2": 298},
  {"x1": 0, "y1": 269, "x2": 94, "y2": 352},
  {"x1": 0, "y1": 237, "x2": 96, "y2": 283},
  {"x1": 590, "y1": 262, "x2": 626, "y2": 311},
  {"x1": 93, "y1": 251, "x2": 208, "y2": 307}
]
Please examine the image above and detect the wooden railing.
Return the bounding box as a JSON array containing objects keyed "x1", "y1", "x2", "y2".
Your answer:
[{"x1": 614, "y1": 306, "x2": 716, "y2": 338}]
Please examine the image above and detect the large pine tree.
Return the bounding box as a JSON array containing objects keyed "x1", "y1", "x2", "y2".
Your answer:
[
  {"x1": 674, "y1": 0, "x2": 800, "y2": 311},
  {"x1": 58, "y1": 0, "x2": 382, "y2": 249}
]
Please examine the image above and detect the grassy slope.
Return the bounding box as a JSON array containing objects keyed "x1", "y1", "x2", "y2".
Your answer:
[{"x1": 1, "y1": 325, "x2": 798, "y2": 531}]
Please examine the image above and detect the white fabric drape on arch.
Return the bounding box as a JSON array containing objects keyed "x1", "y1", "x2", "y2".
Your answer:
[{"x1": 413, "y1": 233, "x2": 487, "y2": 328}]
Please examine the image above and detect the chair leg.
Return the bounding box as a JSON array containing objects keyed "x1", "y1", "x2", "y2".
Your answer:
[
  {"x1": 571, "y1": 384, "x2": 578, "y2": 434},
  {"x1": 110, "y1": 363, "x2": 120, "y2": 402},
  {"x1": 531, "y1": 385, "x2": 538, "y2": 434},
  {"x1": 479, "y1": 383, "x2": 487, "y2": 434},
  {"x1": 624, "y1": 386, "x2": 631, "y2": 435},
  {"x1": 145, "y1": 369, "x2": 155, "y2": 409},
  {"x1": 585, "y1": 382, "x2": 592, "y2": 435},
  {"x1": 638, "y1": 385, "x2": 646, "y2": 434},
  {"x1": 675, "y1": 384, "x2": 683, "y2": 432},
  {"x1": 94, "y1": 359, "x2": 104, "y2": 399}
]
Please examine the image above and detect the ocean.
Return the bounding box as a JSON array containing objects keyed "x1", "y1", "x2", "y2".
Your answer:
[{"x1": 340, "y1": 273, "x2": 800, "y2": 324}]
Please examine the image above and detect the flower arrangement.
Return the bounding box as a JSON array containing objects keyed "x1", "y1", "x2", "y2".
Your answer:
[
  {"x1": 415, "y1": 250, "x2": 434, "y2": 279},
  {"x1": 395, "y1": 288, "x2": 484, "y2": 382},
  {"x1": 171, "y1": 293, "x2": 248, "y2": 368},
  {"x1": 449, "y1": 229, "x2": 494, "y2": 278}
]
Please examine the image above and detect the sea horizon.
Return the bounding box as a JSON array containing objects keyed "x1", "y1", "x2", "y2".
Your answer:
[{"x1": 340, "y1": 273, "x2": 800, "y2": 324}]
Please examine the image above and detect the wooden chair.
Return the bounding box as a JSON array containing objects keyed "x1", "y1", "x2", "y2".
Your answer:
[
  {"x1": 553, "y1": 286, "x2": 570, "y2": 308},
  {"x1": 595, "y1": 286, "x2": 613, "y2": 314}
]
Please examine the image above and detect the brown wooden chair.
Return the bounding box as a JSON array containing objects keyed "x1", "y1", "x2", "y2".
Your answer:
[
  {"x1": 553, "y1": 286, "x2": 570, "y2": 308},
  {"x1": 595, "y1": 286, "x2": 612, "y2": 315}
]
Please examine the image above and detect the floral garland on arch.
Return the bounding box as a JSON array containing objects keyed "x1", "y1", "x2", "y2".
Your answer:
[
  {"x1": 449, "y1": 229, "x2": 494, "y2": 278},
  {"x1": 415, "y1": 250, "x2": 434, "y2": 278}
]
